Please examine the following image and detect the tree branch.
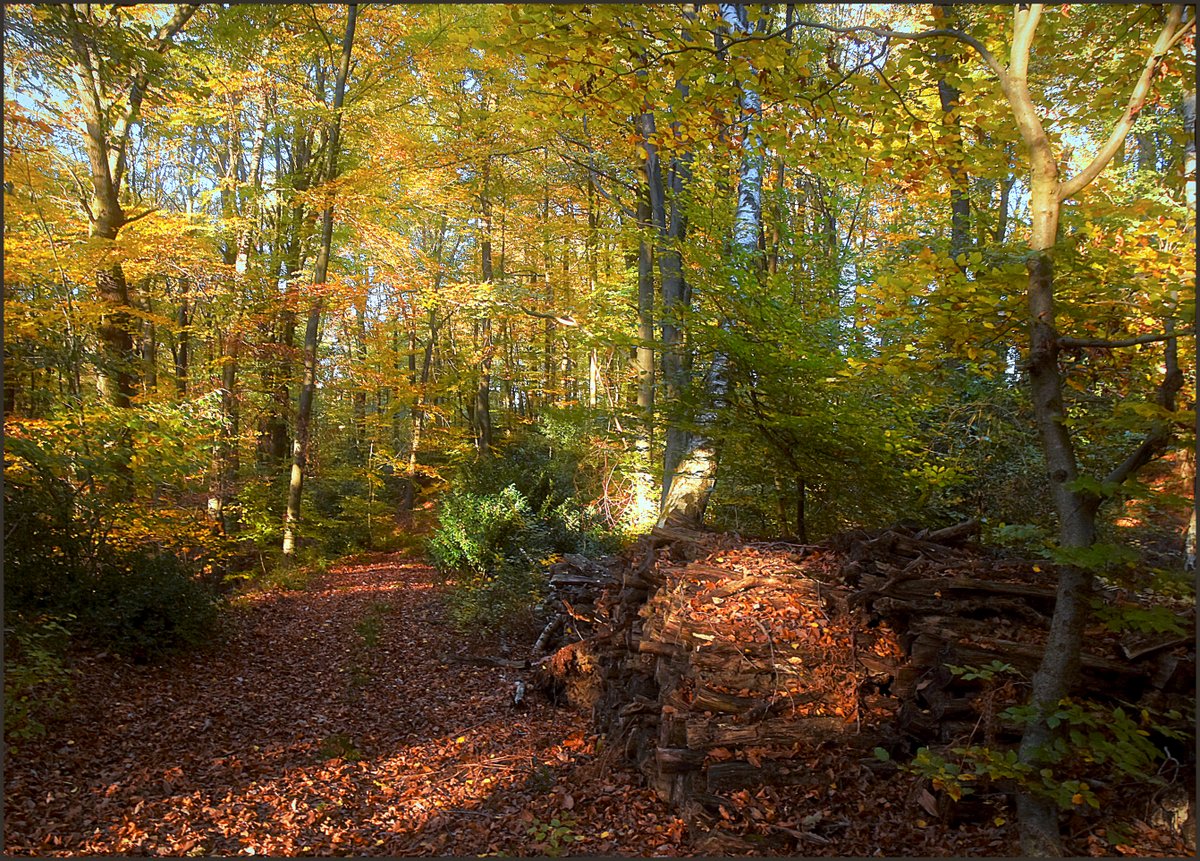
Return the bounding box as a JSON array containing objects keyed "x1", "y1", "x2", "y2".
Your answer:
[
  {"x1": 122, "y1": 206, "x2": 160, "y2": 226},
  {"x1": 1103, "y1": 328, "x2": 1184, "y2": 488},
  {"x1": 519, "y1": 306, "x2": 579, "y2": 327},
  {"x1": 1058, "y1": 5, "x2": 1189, "y2": 201},
  {"x1": 759, "y1": 18, "x2": 1008, "y2": 84},
  {"x1": 1059, "y1": 331, "x2": 1190, "y2": 349}
]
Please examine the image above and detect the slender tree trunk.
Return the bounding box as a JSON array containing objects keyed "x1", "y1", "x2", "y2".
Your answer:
[
  {"x1": 795, "y1": 477, "x2": 807, "y2": 544},
  {"x1": 641, "y1": 105, "x2": 693, "y2": 508},
  {"x1": 773, "y1": 475, "x2": 792, "y2": 539},
  {"x1": 473, "y1": 159, "x2": 495, "y2": 454},
  {"x1": 995, "y1": 7, "x2": 1187, "y2": 854},
  {"x1": 934, "y1": 4, "x2": 971, "y2": 265},
  {"x1": 635, "y1": 189, "x2": 656, "y2": 437},
  {"x1": 141, "y1": 290, "x2": 158, "y2": 395},
  {"x1": 261, "y1": 125, "x2": 316, "y2": 465},
  {"x1": 174, "y1": 277, "x2": 189, "y2": 397},
  {"x1": 352, "y1": 294, "x2": 368, "y2": 463},
  {"x1": 236, "y1": 86, "x2": 269, "y2": 275},
  {"x1": 209, "y1": 327, "x2": 241, "y2": 533},
  {"x1": 283, "y1": 4, "x2": 357, "y2": 557}
]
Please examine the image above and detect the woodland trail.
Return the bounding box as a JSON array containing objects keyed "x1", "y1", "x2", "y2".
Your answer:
[{"x1": 4, "y1": 555, "x2": 685, "y2": 856}]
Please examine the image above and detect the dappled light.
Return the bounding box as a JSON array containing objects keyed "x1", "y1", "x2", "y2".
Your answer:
[
  {"x1": 4, "y1": 555, "x2": 685, "y2": 856},
  {"x1": 3, "y1": 1, "x2": 1195, "y2": 856}
]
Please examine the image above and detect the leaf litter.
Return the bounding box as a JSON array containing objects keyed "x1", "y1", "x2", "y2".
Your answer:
[{"x1": 4, "y1": 551, "x2": 1190, "y2": 856}]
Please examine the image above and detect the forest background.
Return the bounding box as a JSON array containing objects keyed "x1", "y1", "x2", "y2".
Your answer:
[{"x1": 2, "y1": 3, "x2": 1196, "y2": 855}]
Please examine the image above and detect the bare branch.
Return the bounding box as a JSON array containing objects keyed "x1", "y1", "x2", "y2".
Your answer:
[
  {"x1": 150, "y1": 4, "x2": 199, "y2": 53},
  {"x1": 123, "y1": 206, "x2": 160, "y2": 225},
  {"x1": 748, "y1": 18, "x2": 1009, "y2": 84}
]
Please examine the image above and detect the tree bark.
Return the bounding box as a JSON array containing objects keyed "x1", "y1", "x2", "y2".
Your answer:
[
  {"x1": 473, "y1": 158, "x2": 495, "y2": 455},
  {"x1": 208, "y1": 327, "x2": 241, "y2": 534},
  {"x1": 933, "y1": 4, "x2": 971, "y2": 265},
  {"x1": 174, "y1": 278, "x2": 189, "y2": 397}
]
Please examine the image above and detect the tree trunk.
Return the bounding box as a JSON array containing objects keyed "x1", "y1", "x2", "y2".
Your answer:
[
  {"x1": 282, "y1": 4, "x2": 357, "y2": 557},
  {"x1": 660, "y1": 3, "x2": 759, "y2": 526},
  {"x1": 996, "y1": 6, "x2": 1187, "y2": 853},
  {"x1": 474, "y1": 158, "x2": 495, "y2": 455},
  {"x1": 140, "y1": 290, "x2": 158, "y2": 395},
  {"x1": 209, "y1": 327, "x2": 240, "y2": 534},
  {"x1": 174, "y1": 278, "x2": 189, "y2": 397},
  {"x1": 352, "y1": 294, "x2": 368, "y2": 464},
  {"x1": 934, "y1": 4, "x2": 971, "y2": 266}
]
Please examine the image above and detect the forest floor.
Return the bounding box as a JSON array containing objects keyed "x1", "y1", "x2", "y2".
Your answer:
[
  {"x1": 2, "y1": 552, "x2": 1185, "y2": 857},
  {"x1": 4, "y1": 553, "x2": 688, "y2": 856}
]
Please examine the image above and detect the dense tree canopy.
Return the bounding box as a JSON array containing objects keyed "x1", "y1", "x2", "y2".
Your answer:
[{"x1": 4, "y1": 4, "x2": 1195, "y2": 855}]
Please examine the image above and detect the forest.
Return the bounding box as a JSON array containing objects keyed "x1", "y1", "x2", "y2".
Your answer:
[{"x1": 3, "y1": 2, "x2": 1196, "y2": 857}]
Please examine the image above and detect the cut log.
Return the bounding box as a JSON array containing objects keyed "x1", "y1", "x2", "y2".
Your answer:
[
  {"x1": 562, "y1": 552, "x2": 614, "y2": 580},
  {"x1": 919, "y1": 520, "x2": 981, "y2": 544},
  {"x1": 656, "y1": 746, "x2": 706, "y2": 774},
  {"x1": 693, "y1": 686, "x2": 762, "y2": 714},
  {"x1": 686, "y1": 715, "x2": 845, "y2": 748},
  {"x1": 908, "y1": 632, "x2": 1144, "y2": 686},
  {"x1": 533, "y1": 614, "x2": 565, "y2": 655},
  {"x1": 704, "y1": 760, "x2": 823, "y2": 795}
]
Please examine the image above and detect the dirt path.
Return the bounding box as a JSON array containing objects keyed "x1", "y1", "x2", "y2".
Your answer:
[{"x1": 4, "y1": 554, "x2": 684, "y2": 856}]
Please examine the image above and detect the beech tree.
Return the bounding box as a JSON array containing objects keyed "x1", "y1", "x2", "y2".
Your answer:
[
  {"x1": 4, "y1": 7, "x2": 1194, "y2": 851},
  {"x1": 282, "y1": 3, "x2": 357, "y2": 557},
  {"x1": 12, "y1": 4, "x2": 198, "y2": 495}
]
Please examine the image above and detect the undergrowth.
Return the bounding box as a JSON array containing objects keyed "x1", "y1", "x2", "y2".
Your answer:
[{"x1": 428, "y1": 430, "x2": 620, "y2": 632}]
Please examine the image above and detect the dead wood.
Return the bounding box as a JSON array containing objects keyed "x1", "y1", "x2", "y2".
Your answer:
[{"x1": 531, "y1": 520, "x2": 1195, "y2": 822}]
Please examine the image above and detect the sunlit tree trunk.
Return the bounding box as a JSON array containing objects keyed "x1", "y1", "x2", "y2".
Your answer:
[
  {"x1": 283, "y1": 4, "x2": 357, "y2": 557},
  {"x1": 659, "y1": 2, "x2": 760, "y2": 525}
]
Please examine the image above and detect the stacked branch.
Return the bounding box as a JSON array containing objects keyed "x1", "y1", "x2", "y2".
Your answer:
[{"x1": 534, "y1": 521, "x2": 1196, "y2": 823}]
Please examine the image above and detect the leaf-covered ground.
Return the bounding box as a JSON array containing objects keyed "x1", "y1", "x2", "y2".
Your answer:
[
  {"x1": 5, "y1": 555, "x2": 686, "y2": 856},
  {"x1": 3, "y1": 553, "x2": 1188, "y2": 856}
]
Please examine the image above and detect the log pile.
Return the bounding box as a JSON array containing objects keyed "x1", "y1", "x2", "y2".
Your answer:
[{"x1": 534, "y1": 520, "x2": 1196, "y2": 822}]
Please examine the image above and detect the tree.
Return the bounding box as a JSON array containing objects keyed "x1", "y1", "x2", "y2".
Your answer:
[
  {"x1": 659, "y1": 3, "x2": 764, "y2": 525},
  {"x1": 282, "y1": 4, "x2": 358, "y2": 557},
  {"x1": 22, "y1": 4, "x2": 198, "y2": 495},
  {"x1": 968, "y1": 8, "x2": 1191, "y2": 853},
  {"x1": 836, "y1": 5, "x2": 1192, "y2": 853}
]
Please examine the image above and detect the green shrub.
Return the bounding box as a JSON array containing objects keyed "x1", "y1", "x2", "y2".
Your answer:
[
  {"x1": 430, "y1": 485, "x2": 548, "y2": 631},
  {"x1": 4, "y1": 460, "x2": 219, "y2": 660},
  {"x1": 72, "y1": 549, "x2": 219, "y2": 659},
  {"x1": 902, "y1": 698, "x2": 1193, "y2": 811},
  {"x1": 428, "y1": 432, "x2": 619, "y2": 632},
  {"x1": 3, "y1": 615, "x2": 74, "y2": 750},
  {"x1": 429, "y1": 485, "x2": 543, "y2": 574}
]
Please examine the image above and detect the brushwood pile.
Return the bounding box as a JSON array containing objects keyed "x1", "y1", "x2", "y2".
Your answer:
[{"x1": 532, "y1": 519, "x2": 1195, "y2": 845}]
